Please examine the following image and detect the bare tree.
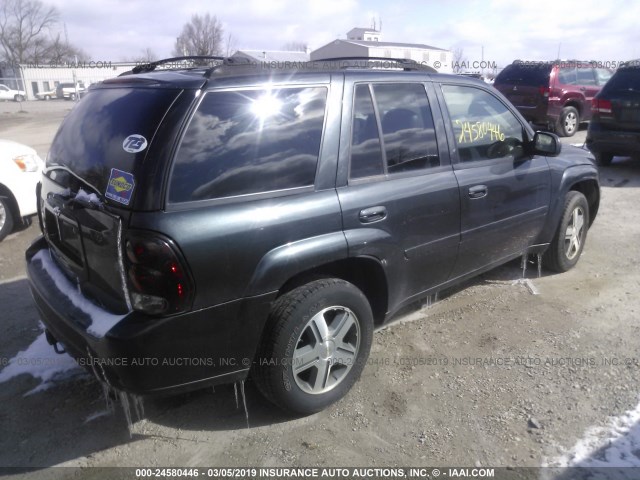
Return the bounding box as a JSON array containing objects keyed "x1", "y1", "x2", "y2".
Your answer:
[
  {"x1": 282, "y1": 41, "x2": 309, "y2": 52},
  {"x1": 136, "y1": 47, "x2": 158, "y2": 63},
  {"x1": 173, "y1": 14, "x2": 224, "y2": 57},
  {"x1": 224, "y1": 32, "x2": 237, "y2": 57},
  {"x1": 0, "y1": 0, "x2": 59, "y2": 64},
  {"x1": 48, "y1": 32, "x2": 88, "y2": 64},
  {"x1": 451, "y1": 47, "x2": 467, "y2": 74}
]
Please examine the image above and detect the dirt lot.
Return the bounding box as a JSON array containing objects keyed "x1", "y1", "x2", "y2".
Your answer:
[{"x1": 1, "y1": 101, "x2": 640, "y2": 476}]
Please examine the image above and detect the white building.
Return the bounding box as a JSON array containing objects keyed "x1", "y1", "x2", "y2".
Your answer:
[
  {"x1": 346, "y1": 28, "x2": 382, "y2": 42},
  {"x1": 232, "y1": 50, "x2": 310, "y2": 64},
  {"x1": 18, "y1": 62, "x2": 138, "y2": 99},
  {"x1": 311, "y1": 29, "x2": 452, "y2": 73}
]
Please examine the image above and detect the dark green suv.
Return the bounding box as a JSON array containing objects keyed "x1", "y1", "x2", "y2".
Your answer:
[{"x1": 26, "y1": 57, "x2": 600, "y2": 414}]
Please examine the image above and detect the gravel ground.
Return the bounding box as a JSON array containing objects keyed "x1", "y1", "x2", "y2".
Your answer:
[{"x1": 1, "y1": 101, "x2": 640, "y2": 477}]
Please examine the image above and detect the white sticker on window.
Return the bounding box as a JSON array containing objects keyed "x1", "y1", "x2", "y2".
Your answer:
[{"x1": 122, "y1": 134, "x2": 148, "y2": 153}]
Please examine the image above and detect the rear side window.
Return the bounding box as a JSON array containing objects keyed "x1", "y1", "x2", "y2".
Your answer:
[
  {"x1": 169, "y1": 87, "x2": 327, "y2": 202},
  {"x1": 350, "y1": 83, "x2": 439, "y2": 179},
  {"x1": 595, "y1": 68, "x2": 613, "y2": 85}
]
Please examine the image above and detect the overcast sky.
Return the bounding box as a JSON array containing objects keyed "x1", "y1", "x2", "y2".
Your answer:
[{"x1": 47, "y1": 0, "x2": 640, "y2": 68}]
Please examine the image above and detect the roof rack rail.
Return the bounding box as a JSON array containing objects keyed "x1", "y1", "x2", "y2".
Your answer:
[
  {"x1": 126, "y1": 55, "x2": 254, "y2": 75},
  {"x1": 312, "y1": 56, "x2": 437, "y2": 73}
]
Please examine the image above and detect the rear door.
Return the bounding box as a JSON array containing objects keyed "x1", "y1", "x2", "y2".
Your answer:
[
  {"x1": 336, "y1": 78, "x2": 460, "y2": 309},
  {"x1": 437, "y1": 83, "x2": 551, "y2": 279}
]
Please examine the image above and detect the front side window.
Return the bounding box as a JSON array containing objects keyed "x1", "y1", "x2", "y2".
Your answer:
[
  {"x1": 169, "y1": 87, "x2": 327, "y2": 202},
  {"x1": 442, "y1": 85, "x2": 525, "y2": 163},
  {"x1": 595, "y1": 68, "x2": 613, "y2": 85},
  {"x1": 576, "y1": 67, "x2": 597, "y2": 86},
  {"x1": 349, "y1": 83, "x2": 440, "y2": 179}
]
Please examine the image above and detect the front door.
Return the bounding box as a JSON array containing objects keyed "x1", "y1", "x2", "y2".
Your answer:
[{"x1": 438, "y1": 84, "x2": 551, "y2": 279}]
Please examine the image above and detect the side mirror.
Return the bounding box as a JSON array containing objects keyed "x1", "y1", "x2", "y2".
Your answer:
[{"x1": 532, "y1": 131, "x2": 561, "y2": 156}]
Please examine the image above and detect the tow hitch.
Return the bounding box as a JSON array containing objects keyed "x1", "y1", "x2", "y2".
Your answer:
[{"x1": 44, "y1": 329, "x2": 66, "y2": 354}]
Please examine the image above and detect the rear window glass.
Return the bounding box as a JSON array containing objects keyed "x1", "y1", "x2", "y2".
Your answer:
[
  {"x1": 47, "y1": 88, "x2": 181, "y2": 203},
  {"x1": 169, "y1": 86, "x2": 327, "y2": 202},
  {"x1": 495, "y1": 64, "x2": 551, "y2": 86},
  {"x1": 602, "y1": 69, "x2": 640, "y2": 92}
]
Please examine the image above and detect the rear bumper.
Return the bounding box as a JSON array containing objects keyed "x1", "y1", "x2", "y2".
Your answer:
[
  {"x1": 26, "y1": 236, "x2": 275, "y2": 395},
  {"x1": 586, "y1": 127, "x2": 640, "y2": 156}
]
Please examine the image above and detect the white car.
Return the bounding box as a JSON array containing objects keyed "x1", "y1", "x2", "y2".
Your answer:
[
  {"x1": 0, "y1": 140, "x2": 44, "y2": 241},
  {"x1": 0, "y1": 84, "x2": 26, "y2": 102},
  {"x1": 35, "y1": 88, "x2": 57, "y2": 101}
]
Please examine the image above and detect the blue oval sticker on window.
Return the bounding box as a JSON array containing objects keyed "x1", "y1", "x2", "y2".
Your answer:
[{"x1": 122, "y1": 134, "x2": 148, "y2": 153}]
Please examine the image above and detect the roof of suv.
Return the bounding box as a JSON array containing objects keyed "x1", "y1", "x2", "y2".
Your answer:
[{"x1": 101, "y1": 55, "x2": 447, "y2": 90}]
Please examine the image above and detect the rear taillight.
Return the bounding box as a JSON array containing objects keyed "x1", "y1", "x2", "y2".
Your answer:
[
  {"x1": 539, "y1": 86, "x2": 550, "y2": 98},
  {"x1": 592, "y1": 98, "x2": 613, "y2": 116},
  {"x1": 125, "y1": 232, "x2": 193, "y2": 315}
]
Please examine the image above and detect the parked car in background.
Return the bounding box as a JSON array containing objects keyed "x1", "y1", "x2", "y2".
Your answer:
[
  {"x1": 586, "y1": 60, "x2": 640, "y2": 165},
  {"x1": 56, "y1": 82, "x2": 86, "y2": 100},
  {"x1": 26, "y1": 57, "x2": 600, "y2": 415},
  {"x1": 36, "y1": 88, "x2": 58, "y2": 101},
  {"x1": 494, "y1": 61, "x2": 613, "y2": 137},
  {"x1": 0, "y1": 84, "x2": 26, "y2": 102},
  {"x1": 0, "y1": 140, "x2": 43, "y2": 241}
]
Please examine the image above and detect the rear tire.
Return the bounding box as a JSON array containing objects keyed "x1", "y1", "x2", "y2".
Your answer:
[
  {"x1": 0, "y1": 197, "x2": 15, "y2": 242},
  {"x1": 543, "y1": 191, "x2": 589, "y2": 272},
  {"x1": 253, "y1": 278, "x2": 373, "y2": 415},
  {"x1": 557, "y1": 106, "x2": 579, "y2": 137},
  {"x1": 14, "y1": 94, "x2": 24, "y2": 102}
]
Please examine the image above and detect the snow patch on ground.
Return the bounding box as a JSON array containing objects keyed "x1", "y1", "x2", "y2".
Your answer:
[
  {"x1": 32, "y1": 249, "x2": 125, "y2": 337},
  {"x1": 545, "y1": 398, "x2": 640, "y2": 468},
  {"x1": 0, "y1": 330, "x2": 83, "y2": 395}
]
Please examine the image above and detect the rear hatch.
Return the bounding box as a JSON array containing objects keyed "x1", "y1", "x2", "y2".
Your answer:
[
  {"x1": 40, "y1": 85, "x2": 185, "y2": 314},
  {"x1": 594, "y1": 68, "x2": 640, "y2": 132},
  {"x1": 494, "y1": 63, "x2": 552, "y2": 119}
]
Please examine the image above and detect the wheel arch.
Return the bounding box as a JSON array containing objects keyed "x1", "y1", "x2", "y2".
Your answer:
[
  {"x1": 563, "y1": 100, "x2": 583, "y2": 117},
  {"x1": 246, "y1": 231, "x2": 389, "y2": 327},
  {"x1": 0, "y1": 183, "x2": 20, "y2": 222},
  {"x1": 569, "y1": 179, "x2": 600, "y2": 226},
  {"x1": 535, "y1": 166, "x2": 600, "y2": 245},
  {"x1": 276, "y1": 256, "x2": 389, "y2": 327}
]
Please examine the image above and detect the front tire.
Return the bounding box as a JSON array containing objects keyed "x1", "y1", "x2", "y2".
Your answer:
[
  {"x1": 543, "y1": 191, "x2": 589, "y2": 272},
  {"x1": 557, "y1": 106, "x2": 579, "y2": 137},
  {"x1": 0, "y1": 197, "x2": 15, "y2": 242},
  {"x1": 253, "y1": 279, "x2": 373, "y2": 415}
]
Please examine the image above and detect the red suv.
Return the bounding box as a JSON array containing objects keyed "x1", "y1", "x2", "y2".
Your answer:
[{"x1": 494, "y1": 61, "x2": 613, "y2": 137}]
